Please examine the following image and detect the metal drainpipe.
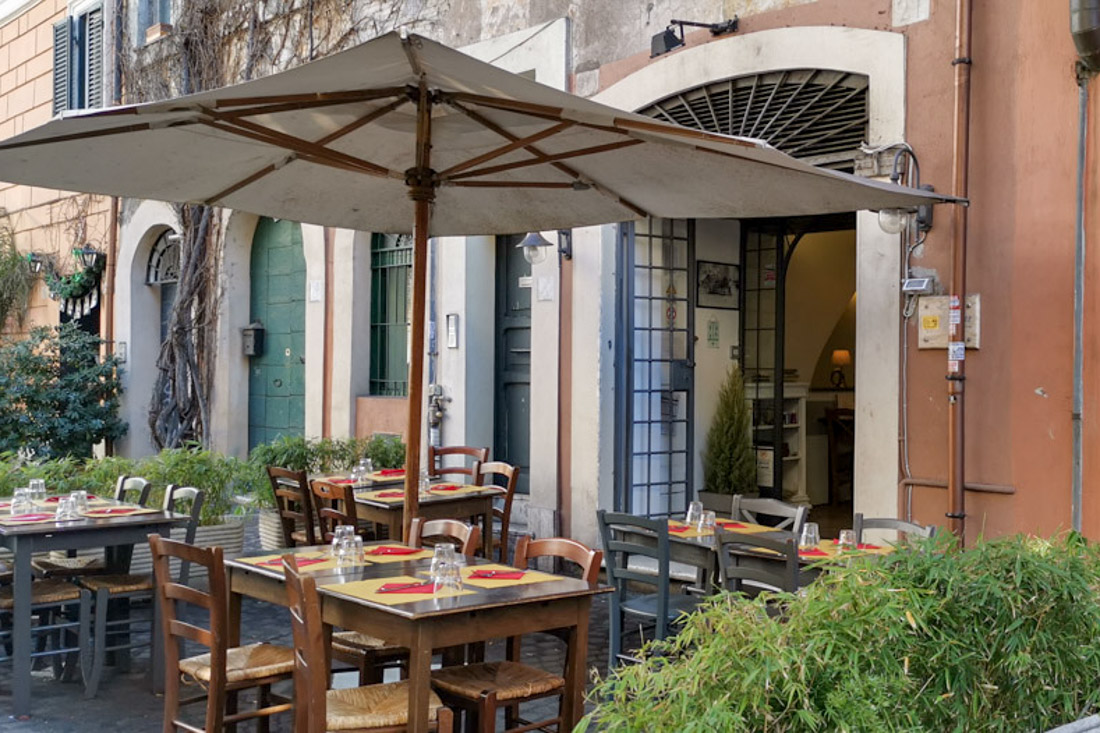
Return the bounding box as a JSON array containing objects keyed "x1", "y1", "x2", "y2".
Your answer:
[
  {"x1": 1072, "y1": 63, "x2": 1092, "y2": 532},
  {"x1": 946, "y1": 0, "x2": 974, "y2": 541}
]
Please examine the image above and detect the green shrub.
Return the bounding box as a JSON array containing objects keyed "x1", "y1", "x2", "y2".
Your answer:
[
  {"x1": 0, "y1": 322, "x2": 126, "y2": 458},
  {"x1": 583, "y1": 533, "x2": 1100, "y2": 732},
  {"x1": 248, "y1": 434, "x2": 405, "y2": 476},
  {"x1": 701, "y1": 367, "x2": 754, "y2": 495}
]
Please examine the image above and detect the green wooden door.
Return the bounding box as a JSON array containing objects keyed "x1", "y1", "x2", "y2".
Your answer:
[
  {"x1": 494, "y1": 235, "x2": 531, "y2": 495},
  {"x1": 248, "y1": 218, "x2": 306, "y2": 451}
]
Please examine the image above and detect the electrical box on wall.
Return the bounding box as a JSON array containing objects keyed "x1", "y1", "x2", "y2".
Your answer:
[
  {"x1": 918, "y1": 295, "x2": 980, "y2": 349},
  {"x1": 242, "y1": 321, "x2": 265, "y2": 356}
]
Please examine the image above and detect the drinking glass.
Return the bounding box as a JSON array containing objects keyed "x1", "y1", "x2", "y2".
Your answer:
[
  {"x1": 363, "y1": 458, "x2": 374, "y2": 475},
  {"x1": 434, "y1": 561, "x2": 463, "y2": 594},
  {"x1": 70, "y1": 490, "x2": 89, "y2": 513},
  {"x1": 798, "y1": 522, "x2": 821, "y2": 551},
  {"x1": 336, "y1": 535, "x2": 364, "y2": 567},
  {"x1": 331, "y1": 525, "x2": 356, "y2": 557},
  {"x1": 349, "y1": 464, "x2": 363, "y2": 483},
  {"x1": 431, "y1": 543, "x2": 457, "y2": 582},
  {"x1": 11, "y1": 488, "x2": 32, "y2": 516},
  {"x1": 685, "y1": 500, "x2": 703, "y2": 526},
  {"x1": 28, "y1": 479, "x2": 46, "y2": 503},
  {"x1": 418, "y1": 469, "x2": 432, "y2": 499},
  {"x1": 838, "y1": 529, "x2": 858, "y2": 552},
  {"x1": 55, "y1": 497, "x2": 79, "y2": 521},
  {"x1": 698, "y1": 510, "x2": 717, "y2": 533}
]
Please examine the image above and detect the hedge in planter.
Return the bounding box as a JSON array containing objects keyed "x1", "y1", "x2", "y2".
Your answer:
[{"x1": 582, "y1": 533, "x2": 1100, "y2": 732}]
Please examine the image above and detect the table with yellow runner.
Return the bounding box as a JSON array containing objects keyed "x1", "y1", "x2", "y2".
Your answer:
[
  {"x1": 321, "y1": 575, "x2": 475, "y2": 606},
  {"x1": 237, "y1": 550, "x2": 372, "y2": 574},
  {"x1": 667, "y1": 518, "x2": 775, "y2": 539}
]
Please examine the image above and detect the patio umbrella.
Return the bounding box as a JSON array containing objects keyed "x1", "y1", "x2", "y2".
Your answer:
[{"x1": 0, "y1": 31, "x2": 956, "y2": 537}]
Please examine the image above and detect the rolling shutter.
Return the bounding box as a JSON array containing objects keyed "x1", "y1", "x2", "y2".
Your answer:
[{"x1": 52, "y1": 19, "x2": 70, "y2": 115}]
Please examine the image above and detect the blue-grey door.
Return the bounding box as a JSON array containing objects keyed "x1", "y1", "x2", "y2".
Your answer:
[
  {"x1": 494, "y1": 235, "x2": 532, "y2": 495},
  {"x1": 248, "y1": 217, "x2": 306, "y2": 451}
]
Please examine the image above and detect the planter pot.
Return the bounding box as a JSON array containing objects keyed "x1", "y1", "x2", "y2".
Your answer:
[
  {"x1": 697, "y1": 491, "x2": 735, "y2": 516},
  {"x1": 48, "y1": 517, "x2": 245, "y2": 581}
]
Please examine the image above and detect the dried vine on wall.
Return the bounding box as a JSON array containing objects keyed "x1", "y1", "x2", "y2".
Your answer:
[{"x1": 118, "y1": 0, "x2": 439, "y2": 449}]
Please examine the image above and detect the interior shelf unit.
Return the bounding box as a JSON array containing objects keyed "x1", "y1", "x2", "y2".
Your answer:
[{"x1": 745, "y1": 381, "x2": 809, "y2": 505}]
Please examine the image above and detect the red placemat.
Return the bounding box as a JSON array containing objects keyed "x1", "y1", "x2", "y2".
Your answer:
[
  {"x1": 258, "y1": 556, "x2": 327, "y2": 568},
  {"x1": 469, "y1": 570, "x2": 525, "y2": 580},
  {"x1": 717, "y1": 521, "x2": 748, "y2": 530},
  {"x1": 832, "y1": 540, "x2": 883, "y2": 551},
  {"x1": 376, "y1": 490, "x2": 404, "y2": 498},
  {"x1": 5, "y1": 513, "x2": 53, "y2": 522},
  {"x1": 668, "y1": 525, "x2": 690, "y2": 533},
  {"x1": 378, "y1": 469, "x2": 405, "y2": 477},
  {"x1": 799, "y1": 548, "x2": 829, "y2": 558},
  {"x1": 367, "y1": 545, "x2": 421, "y2": 556},
  {"x1": 378, "y1": 581, "x2": 437, "y2": 594},
  {"x1": 332, "y1": 478, "x2": 357, "y2": 485},
  {"x1": 431, "y1": 484, "x2": 460, "y2": 492}
]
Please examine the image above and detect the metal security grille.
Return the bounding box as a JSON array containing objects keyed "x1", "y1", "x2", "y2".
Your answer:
[
  {"x1": 639, "y1": 69, "x2": 869, "y2": 170},
  {"x1": 616, "y1": 219, "x2": 695, "y2": 517},
  {"x1": 369, "y1": 233, "x2": 413, "y2": 396}
]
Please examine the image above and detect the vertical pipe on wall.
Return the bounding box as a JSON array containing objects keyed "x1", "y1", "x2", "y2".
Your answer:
[
  {"x1": 946, "y1": 0, "x2": 974, "y2": 540},
  {"x1": 1072, "y1": 64, "x2": 1091, "y2": 532}
]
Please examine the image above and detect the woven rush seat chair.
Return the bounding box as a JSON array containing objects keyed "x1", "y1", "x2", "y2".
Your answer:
[
  {"x1": 266, "y1": 466, "x2": 319, "y2": 547},
  {"x1": 428, "y1": 445, "x2": 489, "y2": 483},
  {"x1": 312, "y1": 478, "x2": 371, "y2": 543},
  {"x1": 79, "y1": 485, "x2": 204, "y2": 697},
  {"x1": 429, "y1": 535, "x2": 602, "y2": 732},
  {"x1": 0, "y1": 577, "x2": 89, "y2": 681},
  {"x1": 474, "y1": 462, "x2": 519, "y2": 564},
  {"x1": 408, "y1": 518, "x2": 481, "y2": 558},
  {"x1": 33, "y1": 475, "x2": 152, "y2": 579},
  {"x1": 151, "y1": 534, "x2": 294, "y2": 732},
  {"x1": 330, "y1": 629, "x2": 408, "y2": 686},
  {"x1": 282, "y1": 554, "x2": 452, "y2": 732}
]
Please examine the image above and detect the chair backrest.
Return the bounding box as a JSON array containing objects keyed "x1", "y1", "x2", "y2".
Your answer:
[
  {"x1": 596, "y1": 510, "x2": 671, "y2": 634},
  {"x1": 428, "y1": 445, "x2": 489, "y2": 481},
  {"x1": 309, "y1": 479, "x2": 357, "y2": 544},
  {"x1": 853, "y1": 513, "x2": 936, "y2": 544},
  {"x1": 115, "y1": 475, "x2": 152, "y2": 506},
  {"x1": 408, "y1": 517, "x2": 481, "y2": 558},
  {"x1": 732, "y1": 495, "x2": 809, "y2": 535},
  {"x1": 163, "y1": 485, "x2": 206, "y2": 585},
  {"x1": 266, "y1": 466, "x2": 317, "y2": 547},
  {"x1": 476, "y1": 461, "x2": 519, "y2": 562},
  {"x1": 514, "y1": 535, "x2": 602, "y2": 584},
  {"x1": 149, "y1": 534, "x2": 228, "y2": 733},
  {"x1": 283, "y1": 555, "x2": 328, "y2": 733},
  {"x1": 715, "y1": 531, "x2": 800, "y2": 595}
]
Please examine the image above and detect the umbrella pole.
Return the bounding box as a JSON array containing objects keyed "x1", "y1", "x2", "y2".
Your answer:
[{"x1": 402, "y1": 82, "x2": 434, "y2": 541}]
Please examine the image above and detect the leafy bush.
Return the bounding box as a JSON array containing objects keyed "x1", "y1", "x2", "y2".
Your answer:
[
  {"x1": 701, "y1": 367, "x2": 755, "y2": 495},
  {"x1": 0, "y1": 215, "x2": 33, "y2": 331},
  {"x1": 583, "y1": 533, "x2": 1100, "y2": 732},
  {"x1": 249, "y1": 434, "x2": 405, "y2": 474},
  {"x1": 0, "y1": 322, "x2": 126, "y2": 458}
]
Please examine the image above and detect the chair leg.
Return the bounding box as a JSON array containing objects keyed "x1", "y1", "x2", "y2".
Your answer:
[
  {"x1": 477, "y1": 692, "x2": 498, "y2": 733},
  {"x1": 78, "y1": 590, "x2": 92, "y2": 694},
  {"x1": 437, "y1": 705, "x2": 454, "y2": 733},
  {"x1": 257, "y1": 684, "x2": 271, "y2": 733},
  {"x1": 609, "y1": 598, "x2": 622, "y2": 668},
  {"x1": 86, "y1": 587, "x2": 109, "y2": 699}
]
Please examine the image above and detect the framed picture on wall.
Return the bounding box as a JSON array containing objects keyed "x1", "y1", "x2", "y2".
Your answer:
[{"x1": 696, "y1": 260, "x2": 739, "y2": 310}]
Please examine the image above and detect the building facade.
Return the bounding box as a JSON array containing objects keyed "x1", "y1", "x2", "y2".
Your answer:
[{"x1": 2, "y1": 0, "x2": 1096, "y2": 548}]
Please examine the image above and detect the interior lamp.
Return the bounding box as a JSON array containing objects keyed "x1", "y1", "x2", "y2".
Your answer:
[{"x1": 830, "y1": 349, "x2": 852, "y2": 389}]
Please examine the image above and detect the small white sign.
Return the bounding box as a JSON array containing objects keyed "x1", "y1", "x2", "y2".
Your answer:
[
  {"x1": 518, "y1": 275, "x2": 533, "y2": 289},
  {"x1": 536, "y1": 276, "x2": 555, "y2": 302},
  {"x1": 309, "y1": 279, "x2": 323, "y2": 302},
  {"x1": 948, "y1": 342, "x2": 966, "y2": 361},
  {"x1": 446, "y1": 313, "x2": 459, "y2": 349}
]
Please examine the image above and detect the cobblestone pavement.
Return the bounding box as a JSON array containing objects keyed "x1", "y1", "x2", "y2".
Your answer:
[{"x1": 0, "y1": 517, "x2": 619, "y2": 731}]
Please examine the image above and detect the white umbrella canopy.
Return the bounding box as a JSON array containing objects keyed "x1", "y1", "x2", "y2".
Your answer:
[{"x1": 0, "y1": 31, "x2": 957, "y2": 535}]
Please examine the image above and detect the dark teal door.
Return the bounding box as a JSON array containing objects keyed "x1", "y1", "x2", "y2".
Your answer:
[
  {"x1": 248, "y1": 218, "x2": 306, "y2": 451},
  {"x1": 494, "y1": 235, "x2": 531, "y2": 495}
]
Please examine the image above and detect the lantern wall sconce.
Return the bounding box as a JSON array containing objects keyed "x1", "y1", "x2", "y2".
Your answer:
[
  {"x1": 72, "y1": 245, "x2": 104, "y2": 269},
  {"x1": 516, "y1": 230, "x2": 573, "y2": 265}
]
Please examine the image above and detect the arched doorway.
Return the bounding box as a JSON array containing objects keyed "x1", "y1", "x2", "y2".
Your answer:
[{"x1": 248, "y1": 217, "x2": 306, "y2": 451}]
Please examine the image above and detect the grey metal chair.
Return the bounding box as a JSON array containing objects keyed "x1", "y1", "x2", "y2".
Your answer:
[
  {"x1": 715, "y1": 531, "x2": 800, "y2": 596},
  {"x1": 597, "y1": 510, "x2": 705, "y2": 667},
  {"x1": 115, "y1": 475, "x2": 152, "y2": 506},
  {"x1": 731, "y1": 495, "x2": 809, "y2": 535},
  {"x1": 853, "y1": 513, "x2": 936, "y2": 544},
  {"x1": 79, "y1": 484, "x2": 204, "y2": 697}
]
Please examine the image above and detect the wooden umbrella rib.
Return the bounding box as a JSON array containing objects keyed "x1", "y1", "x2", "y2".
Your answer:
[
  {"x1": 212, "y1": 88, "x2": 407, "y2": 110},
  {"x1": 437, "y1": 121, "x2": 573, "y2": 178},
  {"x1": 447, "y1": 181, "x2": 575, "y2": 188},
  {"x1": 202, "y1": 162, "x2": 282, "y2": 205},
  {"x1": 444, "y1": 91, "x2": 625, "y2": 135},
  {"x1": 446, "y1": 139, "x2": 644, "y2": 181},
  {"x1": 0, "y1": 120, "x2": 195, "y2": 151},
  {"x1": 216, "y1": 93, "x2": 403, "y2": 120}
]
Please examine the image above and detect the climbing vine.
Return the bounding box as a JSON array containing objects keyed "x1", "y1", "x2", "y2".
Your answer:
[{"x1": 0, "y1": 212, "x2": 34, "y2": 334}]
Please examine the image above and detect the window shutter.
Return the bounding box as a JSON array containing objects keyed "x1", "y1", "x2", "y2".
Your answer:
[
  {"x1": 52, "y1": 19, "x2": 70, "y2": 115},
  {"x1": 85, "y1": 6, "x2": 104, "y2": 109}
]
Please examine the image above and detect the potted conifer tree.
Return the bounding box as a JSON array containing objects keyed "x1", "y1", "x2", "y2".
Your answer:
[{"x1": 699, "y1": 367, "x2": 755, "y2": 515}]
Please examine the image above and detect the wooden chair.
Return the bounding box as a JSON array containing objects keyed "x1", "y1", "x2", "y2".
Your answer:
[
  {"x1": 731, "y1": 495, "x2": 809, "y2": 535},
  {"x1": 714, "y1": 531, "x2": 800, "y2": 595},
  {"x1": 428, "y1": 445, "x2": 489, "y2": 482},
  {"x1": 282, "y1": 555, "x2": 452, "y2": 732},
  {"x1": 408, "y1": 518, "x2": 481, "y2": 558},
  {"x1": 597, "y1": 510, "x2": 705, "y2": 667},
  {"x1": 150, "y1": 534, "x2": 294, "y2": 732},
  {"x1": 432, "y1": 535, "x2": 602, "y2": 732},
  {"x1": 853, "y1": 513, "x2": 937, "y2": 544},
  {"x1": 310, "y1": 479, "x2": 361, "y2": 543},
  {"x1": 80, "y1": 485, "x2": 205, "y2": 698},
  {"x1": 475, "y1": 461, "x2": 519, "y2": 563},
  {"x1": 266, "y1": 466, "x2": 318, "y2": 547},
  {"x1": 34, "y1": 476, "x2": 153, "y2": 579}
]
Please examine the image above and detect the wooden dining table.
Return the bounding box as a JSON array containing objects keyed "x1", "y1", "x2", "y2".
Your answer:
[
  {"x1": 225, "y1": 544, "x2": 608, "y2": 733},
  {"x1": 0, "y1": 500, "x2": 185, "y2": 718}
]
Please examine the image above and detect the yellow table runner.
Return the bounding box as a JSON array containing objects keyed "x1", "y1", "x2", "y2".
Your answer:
[
  {"x1": 668, "y1": 519, "x2": 774, "y2": 539},
  {"x1": 321, "y1": 575, "x2": 475, "y2": 606},
  {"x1": 355, "y1": 488, "x2": 406, "y2": 503},
  {"x1": 426, "y1": 484, "x2": 496, "y2": 497},
  {"x1": 365, "y1": 470, "x2": 406, "y2": 484},
  {"x1": 0, "y1": 512, "x2": 59, "y2": 526},
  {"x1": 362, "y1": 545, "x2": 433, "y2": 563},
  {"x1": 237, "y1": 550, "x2": 371, "y2": 573},
  {"x1": 456, "y1": 563, "x2": 558, "y2": 589}
]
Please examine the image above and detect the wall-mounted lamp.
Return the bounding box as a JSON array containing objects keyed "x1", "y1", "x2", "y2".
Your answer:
[
  {"x1": 830, "y1": 349, "x2": 852, "y2": 389},
  {"x1": 651, "y1": 17, "x2": 739, "y2": 57},
  {"x1": 517, "y1": 230, "x2": 573, "y2": 264},
  {"x1": 25, "y1": 252, "x2": 47, "y2": 274},
  {"x1": 877, "y1": 148, "x2": 935, "y2": 235},
  {"x1": 72, "y1": 245, "x2": 103, "y2": 269}
]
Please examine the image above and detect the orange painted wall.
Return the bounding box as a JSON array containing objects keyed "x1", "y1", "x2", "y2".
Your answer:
[
  {"x1": 597, "y1": 0, "x2": 1095, "y2": 540},
  {"x1": 0, "y1": 0, "x2": 111, "y2": 337},
  {"x1": 355, "y1": 396, "x2": 408, "y2": 440}
]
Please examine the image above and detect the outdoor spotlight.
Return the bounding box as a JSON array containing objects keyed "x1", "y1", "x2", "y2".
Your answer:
[
  {"x1": 653, "y1": 17, "x2": 739, "y2": 57},
  {"x1": 73, "y1": 245, "x2": 102, "y2": 269},
  {"x1": 878, "y1": 208, "x2": 910, "y2": 235},
  {"x1": 517, "y1": 231, "x2": 552, "y2": 265}
]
